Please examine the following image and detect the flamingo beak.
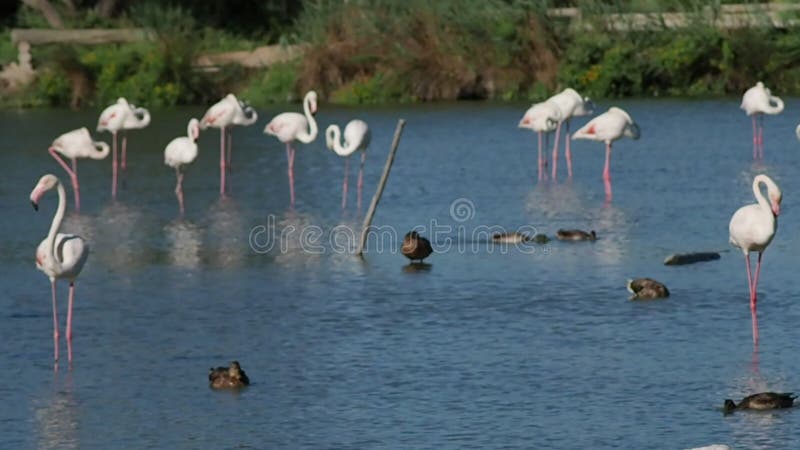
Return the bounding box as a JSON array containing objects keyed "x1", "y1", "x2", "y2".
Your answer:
[
  {"x1": 772, "y1": 203, "x2": 780, "y2": 217},
  {"x1": 31, "y1": 201, "x2": 38, "y2": 211}
]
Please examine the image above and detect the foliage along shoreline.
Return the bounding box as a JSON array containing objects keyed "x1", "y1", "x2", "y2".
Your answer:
[{"x1": 3, "y1": 1, "x2": 800, "y2": 109}]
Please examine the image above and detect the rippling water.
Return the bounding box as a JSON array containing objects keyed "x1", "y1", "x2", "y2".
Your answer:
[{"x1": 1, "y1": 100, "x2": 800, "y2": 449}]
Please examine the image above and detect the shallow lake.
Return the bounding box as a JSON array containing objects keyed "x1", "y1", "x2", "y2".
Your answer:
[{"x1": 1, "y1": 99, "x2": 799, "y2": 449}]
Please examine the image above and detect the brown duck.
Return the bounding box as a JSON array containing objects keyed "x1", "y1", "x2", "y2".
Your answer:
[
  {"x1": 556, "y1": 229, "x2": 597, "y2": 241},
  {"x1": 627, "y1": 278, "x2": 670, "y2": 300},
  {"x1": 402, "y1": 231, "x2": 433, "y2": 263},
  {"x1": 209, "y1": 361, "x2": 250, "y2": 389},
  {"x1": 724, "y1": 392, "x2": 796, "y2": 413}
]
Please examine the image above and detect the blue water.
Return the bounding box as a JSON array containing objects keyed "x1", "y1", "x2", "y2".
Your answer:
[{"x1": 1, "y1": 99, "x2": 799, "y2": 449}]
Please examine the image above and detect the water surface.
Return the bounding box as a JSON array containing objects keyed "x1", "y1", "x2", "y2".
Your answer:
[{"x1": 1, "y1": 100, "x2": 800, "y2": 449}]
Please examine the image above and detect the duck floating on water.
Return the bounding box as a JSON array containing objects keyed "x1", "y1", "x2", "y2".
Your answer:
[
  {"x1": 209, "y1": 361, "x2": 250, "y2": 389},
  {"x1": 627, "y1": 278, "x2": 670, "y2": 300},
  {"x1": 724, "y1": 392, "x2": 796, "y2": 413},
  {"x1": 556, "y1": 229, "x2": 596, "y2": 241},
  {"x1": 402, "y1": 231, "x2": 433, "y2": 263}
]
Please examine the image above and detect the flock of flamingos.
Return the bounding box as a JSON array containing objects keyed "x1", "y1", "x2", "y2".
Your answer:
[{"x1": 28, "y1": 82, "x2": 785, "y2": 376}]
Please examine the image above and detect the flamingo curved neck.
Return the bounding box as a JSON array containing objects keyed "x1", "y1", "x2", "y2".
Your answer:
[
  {"x1": 241, "y1": 107, "x2": 258, "y2": 125},
  {"x1": 134, "y1": 108, "x2": 152, "y2": 127},
  {"x1": 329, "y1": 126, "x2": 357, "y2": 156},
  {"x1": 767, "y1": 96, "x2": 784, "y2": 114},
  {"x1": 90, "y1": 141, "x2": 111, "y2": 160},
  {"x1": 753, "y1": 177, "x2": 773, "y2": 212},
  {"x1": 296, "y1": 95, "x2": 318, "y2": 143},
  {"x1": 47, "y1": 181, "x2": 67, "y2": 270}
]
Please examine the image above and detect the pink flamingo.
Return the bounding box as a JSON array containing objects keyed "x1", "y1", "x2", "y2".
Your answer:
[
  {"x1": 264, "y1": 91, "x2": 319, "y2": 206},
  {"x1": 30, "y1": 174, "x2": 90, "y2": 364},
  {"x1": 164, "y1": 118, "x2": 200, "y2": 215},
  {"x1": 518, "y1": 101, "x2": 560, "y2": 181},
  {"x1": 97, "y1": 98, "x2": 149, "y2": 197},
  {"x1": 572, "y1": 107, "x2": 640, "y2": 202},
  {"x1": 741, "y1": 82, "x2": 783, "y2": 159},
  {"x1": 547, "y1": 88, "x2": 594, "y2": 179},
  {"x1": 729, "y1": 174, "x2": 781, "y2": 313},
  {"x1": 49, "y1": 128, "x2": 110, "y2": 211},
  {"x1": 200, "y1": 94, "x2": 258, "y2": 195},
  {"x1": 325, "y1": 119, "x2": 371, "y2": 209}
]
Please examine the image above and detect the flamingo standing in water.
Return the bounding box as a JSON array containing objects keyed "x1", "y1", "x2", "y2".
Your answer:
[
  {"x1": 518, "y1": 101, "x2": 560, "y2": 181},
  {"x1": 572, "y1": 107, "x2": 640, "y2": 202},
  {"x1": 326, "y1": 119, "x2": 371, "y2": 209},
  {"x1": 741, "y1": 82, "x2": 783, "y2": 159},
  {"x1": 200, "y1": 94, "x2": 258, "y2": 194},
  {"x1": 30, "y1": 174, "x2": 90, "y2": 364},
  {"x1": 264, "y1": 91, "x2": 319, "y2": 206},
  {"x1": 546, "y1": 88, "x2": 594, "y2": 179},
  {"x1": 119, "y1": 101, "x2": 151, "y2": 170},
  {"x1": 729, "y1": 174, "x2": 781, "y2": 311},
  {"x1": 164, "y1": 119, "x2": 200, "y2": 215},
  {"x1": 49, "y1": 128, "x2": 110, "y2": 211},
  {"x1": 729, "y1": 174, "x2": 781, "y2": 345},
  {"x1": 98, "y1": 98, "x2": 150, "y2": 197}
]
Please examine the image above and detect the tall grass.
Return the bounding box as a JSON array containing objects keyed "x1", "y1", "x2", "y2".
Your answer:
[
  {"x1": 295, "y1": 0, "x2": 800, "y2": 103},
  {"x1": 296, "y1": 0, "x2": 558, "y2": 103}
]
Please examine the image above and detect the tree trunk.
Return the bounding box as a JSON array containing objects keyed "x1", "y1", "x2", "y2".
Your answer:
[
  {"x1": 95, "y1": 0, "x2": 118, "y2": 18},
  {"x1": 61, "y1": 0, "x2": 76, "y2": 16},
  {"x1": 22, "y1": 0, "x2": 64, "y2": 28}
]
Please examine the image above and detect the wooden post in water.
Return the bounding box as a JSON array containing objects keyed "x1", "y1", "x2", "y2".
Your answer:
[{"x1": 356, "y1": 119, "x2": 406, "y2": 257}]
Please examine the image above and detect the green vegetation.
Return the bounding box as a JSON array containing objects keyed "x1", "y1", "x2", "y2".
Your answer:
[{"x1": 2, "y1": 0, "x2": 800, "y2": 107}]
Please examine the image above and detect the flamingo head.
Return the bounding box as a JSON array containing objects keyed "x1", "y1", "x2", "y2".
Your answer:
[
  {"x1": 307, "y1": 90, "x2": 318, "y2": 115},
  {"x1": 625, "y1": 122, "x2": 641, "y2": 140},
  {"x1": 188, "y1": 118, "x2": 200, "y2": 141},
  {"x1": 578, "y1": 98, "x2": 596, "y2": 116},
  {"x1": 30, "y1": 173, "x2": 59, "y2": 210},
  {"x1": 770, "y1": 192, "x2": 782, "y2": 217}
]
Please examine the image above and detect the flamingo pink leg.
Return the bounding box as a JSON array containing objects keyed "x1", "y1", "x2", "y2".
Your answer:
[
  {"x1": 744, "y1": 253, "x2": 755, "y2": 310},
  {"x1": 752, "y1": 309, "x2": 760, "y2": 347},
  {"x1": 227, "y1": 132, "x2": 233, "y2": 169},
  {"x1": 49, "y1": 148, "x2": 80, "y2": 211},
  {"x1": 342, "y1": 156, "x2": 350, "y2": 209},
  {"x1": 112, "y1": 131, "x2": 118, "y2": 199},
  {"x1": 565, "y1": 120, "x2": 573, "y2": 178},
  {"x1": 121, "y1": 133, "x2": 128, "y2": 171},
  {"x1": 357, "y1": 151, "x2": 366, "y2": 209},
  {"x1": 551, "y1": 121, "x2": 562, "y2": 180},
  {"x1": 537, "y1": 131, "x2": 543, "y2": 181},
  {"x1": 50, "y1": 279, "x2": 59, "y2": 363},
  {"x1": 66, "y1": 282, "x2": 74, "y2": 363},
  {"x1": 751, "y1": 115, "x2": 758, "y2": 159},
  {"x1": 603, "y1": 142, "x2": 613, "y2": 203},
  {"x1": 603, "y1": 142, "x2": 612, "y2": 181},
  {"x1": 751, "y1": 252, "x2": 763, "y2": 310},
  {"x1": 219, "y1": 128, "x2": 227, "y2": 195},
  {"x1": 175, "y1": 168, "x2": 185, "y2": 215},
  {"x1": 758, "y1": 114, "x2": 764, "y2": 159},
  {"x1": 286, "y1": 143, "x2": 295, "y2": 206}
]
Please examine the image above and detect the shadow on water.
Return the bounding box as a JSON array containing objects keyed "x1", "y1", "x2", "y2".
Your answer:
[{"x1": 402, "y1": 262, "x2": 432, "y2": 273}]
